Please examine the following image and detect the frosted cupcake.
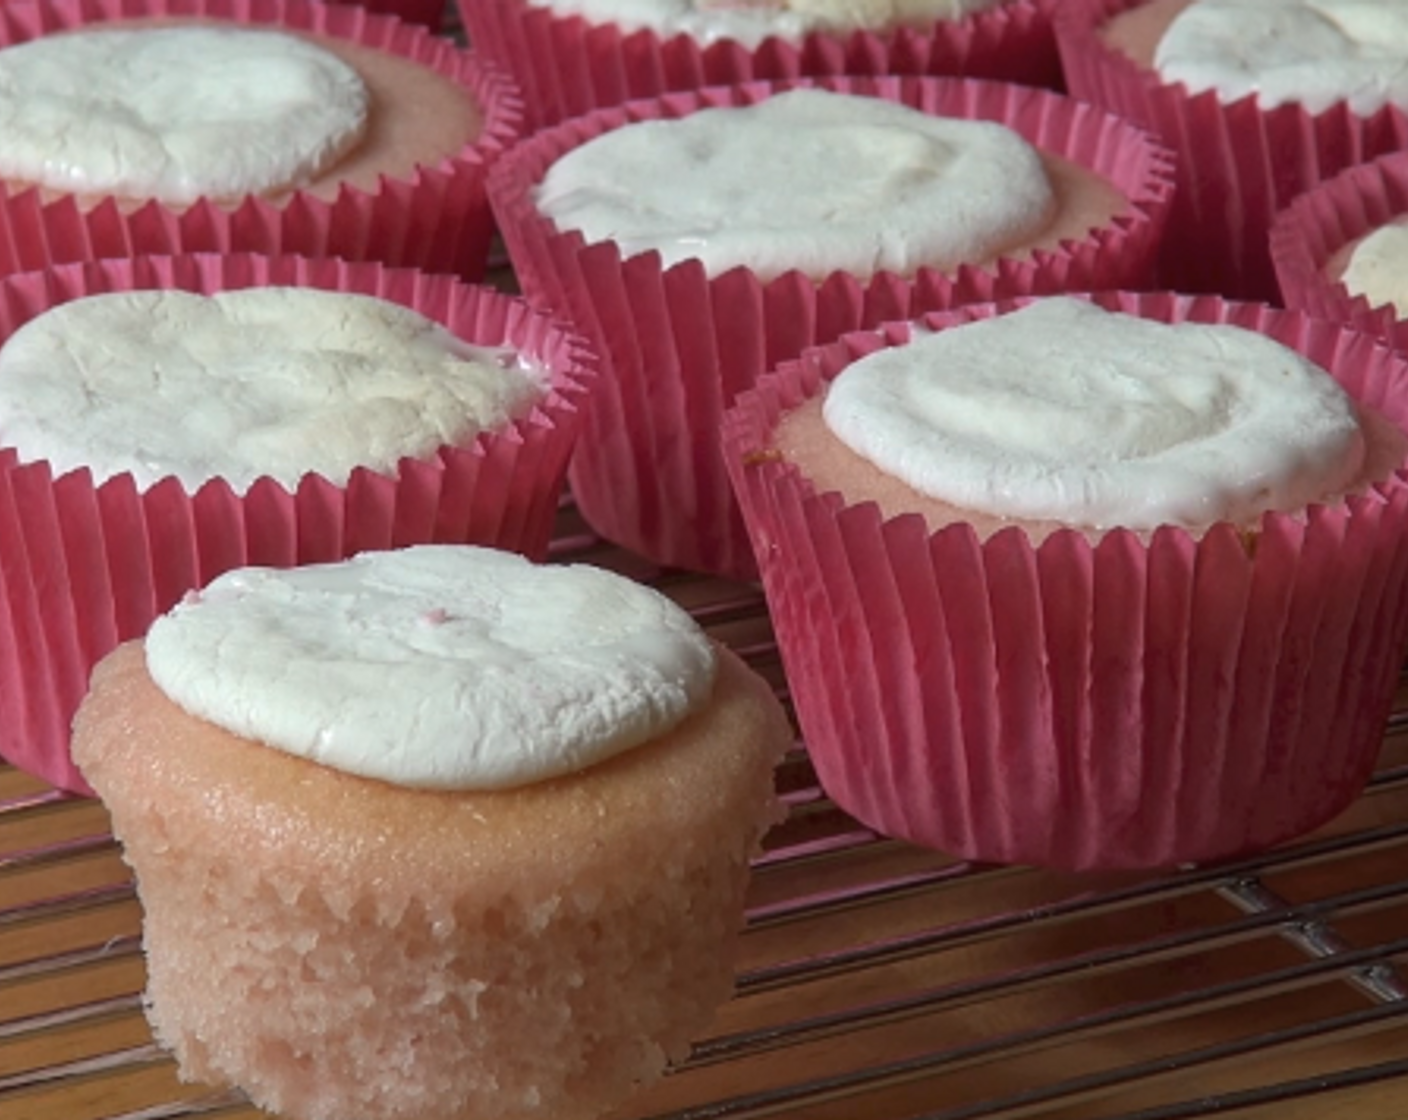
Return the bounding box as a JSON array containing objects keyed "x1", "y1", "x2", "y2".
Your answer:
[
  {"x1": 0, "y1": 253, "x2": 592, "y2": 796},
  {"x1": 490, "y1": 78, "x2": 1174, "y2": 580},
  {"x1": 1055, "y1": 0, "x2": 1408, "y2": 301},
  {"x1": 722, "y1": 293, "x2": 1408, "y2": 870},
  {"x1": 0, "y1": 0, "x2": 521, "y2": 279},
  {"x1": 1271, "y1": 151, "x2": 1408, "y2": 357},
  {"x1": 72, "y1": 545, "x2": 791, "y2": 1120},
  {"x1": 459, "y1": 0, "x2": 1060, "y2": 130}
]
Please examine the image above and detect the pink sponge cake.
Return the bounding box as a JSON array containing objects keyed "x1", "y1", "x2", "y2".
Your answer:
[{"x1": 72, "y1": 545, "x2": 791, "y2": 1120}]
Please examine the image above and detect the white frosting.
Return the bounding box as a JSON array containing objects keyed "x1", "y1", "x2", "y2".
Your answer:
[
  {"x1": 822, "y1": 298, "x2": 1368, "y2": 529},
  {"x1": 527, "y1": 0, "x2": 1005, "y2": 47},
  {"x1": 1342, "y1": 221, "x2": 1408, "y2": 318},
  {"x1": 1154, "y1": 0, "x2": 1408, "y2": 116},
  {"x1": 0, "y1": 26, "x2": 368, "y2": 203},
  {"x1": 145, "y1": 546, "x2": 719, "y2": 790},
  {"x1": 534, "y1": 89, "x2": 1055, "y2": 281},
  {"x1": 0, "y1": 288, "x2": 546, "y2": 493}
]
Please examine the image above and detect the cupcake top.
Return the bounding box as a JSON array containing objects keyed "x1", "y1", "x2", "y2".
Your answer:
[
  {"x1": 523, "y1": 0, "x2": 1007, "y2": 47},
  {"x1": 533, "y1": 88, "x2": 1056, "y2": 281},
  {"x1": 1341, "y1": 218, "x2": 1408, "y2": 317},
  {"x1": 1151, "y1": 0, "x2": 1408, "y2": 115},
  {"x1": 145, "y1": 545, "x2": 720, "y2": 789},
  {"x1": 0, "y1": 26, "x2": 370, "y2": 204},
  {"x1": 819, "y1": 297, "x2": 1366, "y2": 529},
  {"x1": 0, "y1": 288, "x2": 547, "y2": 492}
]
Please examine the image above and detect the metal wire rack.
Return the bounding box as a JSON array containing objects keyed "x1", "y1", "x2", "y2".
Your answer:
[{"x1": 2, "y1": 501, "x2": 1408, "y2": 1120}]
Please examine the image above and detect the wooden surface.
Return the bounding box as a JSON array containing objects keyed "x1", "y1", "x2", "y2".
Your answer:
[{"x1": 3, "y1": 519, "x2": 1408, "y2": 1120}]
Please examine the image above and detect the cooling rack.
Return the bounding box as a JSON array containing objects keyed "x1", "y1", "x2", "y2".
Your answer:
[{"x1": 2, "y1": 499, "x2": 1407, "y2": 1120}]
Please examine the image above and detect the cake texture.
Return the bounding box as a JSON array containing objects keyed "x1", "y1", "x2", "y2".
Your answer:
[
  {"x1": 459, "y1": 0, "x2": 1061, "y2": 131},
  {"x1": 0, "y1": 0, "x2": 522, "y2": 279},
  {"x1": 721, "y1": 291, "x2": 1408, "y2": 870},
  {"x1": 490, "y1": 75, "x2": 1174, "y2": 580},
  {"x1": 0, "y1": 253, "x2": 593, "y2": 796},
  {"x1": 71, "y1": 546, "x2": 792, "y2": 1120},
  {"x1": 1271, "y1": 150, "x2": 1408, "y2": 357},
  {"x1": 1055, "y1": 0, "x2": 1408, "y2": 301}
]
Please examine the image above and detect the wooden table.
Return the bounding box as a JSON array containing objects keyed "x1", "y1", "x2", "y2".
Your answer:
[{"x1": 4, "y1": 512, "x2": 1408, "y2": 1120}]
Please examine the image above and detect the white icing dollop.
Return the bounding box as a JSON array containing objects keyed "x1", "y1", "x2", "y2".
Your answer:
[
  {"x1": 0, "y1": 26, "x2": 369, "y2": 204},
  {"x1": 822, "y1": 297, "x2": 1368, "y2": 529},
  {"x1": 0, "y1": 288, "x2": 546, "y2": 493},
  {"x1": 1342, "y1": 221, "x2": 1408, "y2": 318},
  {"x1": 533, "y1": 88, "x2": 1055, "y2": 281},
  {"x1": 145, "y1": 546, "x2": 720, "y2": 789},
  {"x1": 527, "y1": 0, "x2": 1004, "y2": 48},
  {"x1": 1154, "y1": 0, "x2": 1408, "y2": 116}
]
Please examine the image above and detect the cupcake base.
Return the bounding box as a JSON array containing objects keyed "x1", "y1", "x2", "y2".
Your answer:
[
  {"x1": 1271, "y1": 151, "x2": 1408, "y2": 356},
  {"x1": 72, "y1": 641, "x2": 789, "y2": 1120},
  {"x1": 0, "y1": 0, "x2": 522, "y2": 281},
  {"x1": 722, "y1": 292, "x2": 1408, "y2": 870},
  {"x1": 0, "y1": 254, "x2": 593, "y2": 796},
  {"x1": 1055, "y1": 0, "x2": 1408, "y2": 302},
  {"x1": 461, "y1": 0, "x2": 1063, "y2": 132}
]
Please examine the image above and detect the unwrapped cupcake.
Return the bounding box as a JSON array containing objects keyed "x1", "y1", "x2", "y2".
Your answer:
[
  {"x1": 0, "y1": 253, "x2": 592, "y2": 796},
  {"x1": 0, "y1": 0, "x2": 521, "y2": 279},
  {"x1": 722, "y1": 292, "x2": 1408, "y2": 870},
  {"x1": 1271, "y1": 150, "x2": 1408, "y2": 357},
  {"x1": 460, "y1": 0, "x2": 1061, "y2": 131},
  {"x1": 73, "y1": 544, "x2": 792, "y2": 1120},
  {"x1": 491, "y1": 77, "x2": 1174, "y2": 580},
  {"x1": 1055, "y1": 0, "x2": 1408, "y2": 301}
]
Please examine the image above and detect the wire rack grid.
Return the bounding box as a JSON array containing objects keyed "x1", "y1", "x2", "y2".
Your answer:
[{"x1": 2, "y1": 501, "x2": 1408, "y2": 1120}]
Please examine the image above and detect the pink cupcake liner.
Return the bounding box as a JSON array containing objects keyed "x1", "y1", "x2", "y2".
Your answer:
[
  {"x1": 0, "y1": 0, "x2": 523, "y2": 281},
  {"x1": 1054, "y1": 0, "x2": 1408, "y2": 303},
  {"x1": 338, "y1": 0, "x2": 446, "y2": 29},
  {"x1": 490, "y1": 75, "x2": 1176, "y2": 580},
  {"x1": 1271, "y1": 151, "x2": 1408, "y2": 356},
  {"x1": 460, "y1": 0, "x2": 1061, "y2": 132},
  {"x1": 0, "y1": 253, "x2": 594, "y2": 796},
  {"x1": 722, "y1": 292, "x2": 1408, "y2": 871}
]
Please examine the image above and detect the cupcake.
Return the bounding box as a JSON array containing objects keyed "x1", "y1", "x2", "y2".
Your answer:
[
  {"x1": 459, "y1": 0, "x2": 1061, "y2": 131},
  {"x1": 1055, "y1": 0, "x2": 1408, "y2": 302},
  {"x1": 1271, "y1": 150, "x2": 1408, "y2": 357},
  {"x1": 0, "y1": 253, "x2": 592, "y2": 796},
  {"x1": 722, "y1": 293, "x2": 1408, "y2": 870},
  {"x1": 0, "y1": 0, "x2": 521, "y2": 280},
  {"x1": 71, "y1": 544, "x2": 791, "y2": 1120},
  {"x1": 490, "y1": 77, "x2": 1175, "y2": 580}
]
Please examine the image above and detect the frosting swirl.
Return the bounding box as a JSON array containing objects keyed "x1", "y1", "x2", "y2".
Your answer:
[
  {"x1": 0, "y1": 288, "x2": 546, "y2": 493},
  {"x1": 822, "y1": 298, "x2": 1367, "y2": 529},
  {"x1": 1342, "y1": 221, "x2": 1408, "y2": 318},
  {"x1": 1154, "y1": 0, "x2": 1408, "y2": 116},
  {"x1": 526, "y1": 0, "x2": 1004, "y2": 47},
  {"x1": 145, "y1": 546, "x2": 719, "y2": 789},
  {"x1": 534, "y1": 88, "x2": 1056, "y2": 282},
  {"x1": 0, "y1": 26, "x2": 369, "y2": 203}
]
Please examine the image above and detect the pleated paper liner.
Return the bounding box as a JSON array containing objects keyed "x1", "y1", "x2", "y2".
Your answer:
[
  {"x1": 459, "y1": 0, "x2": 1060, "y2": 132},
  {"x1": 489, "y1": 75, "x2": 1176, "y2": 581},
  {"x1": 0, "y1": 0, "x2": 523, "y2": 281},
  {"x1": 0, "y1": 254, "x2": 595, "y2": 796},
  {"x1": 1054, "y1": 0, "x2": 1408, "y2": 303},
  {"x1": 1271, "y1": 150, "x2": 1408, "y2": 356},
  {"x1": 340, "y1": 0, "x2": 445, "y2": 30},
  {"x1": 721, "y1": 292, "x2": 1408, "y2": 871}
]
